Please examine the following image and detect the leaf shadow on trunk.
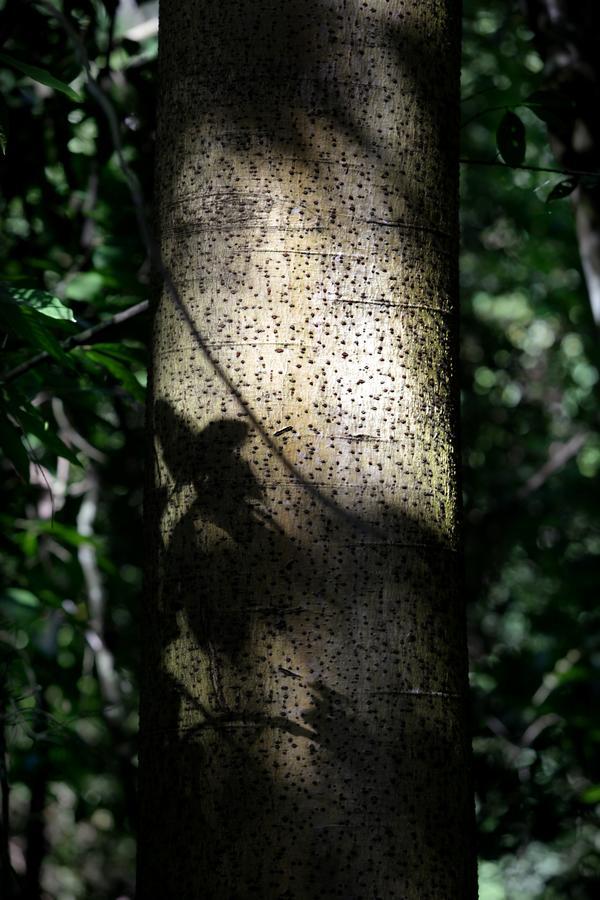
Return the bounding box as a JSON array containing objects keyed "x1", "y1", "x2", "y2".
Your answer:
[{"x1": 138, "y1": 401, "x2": 471, "y2": 898}]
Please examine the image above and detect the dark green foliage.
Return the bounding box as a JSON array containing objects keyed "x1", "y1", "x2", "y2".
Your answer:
[
  {"x1": 496, "y1": 110, "x2": 526, "y2": 167},
  {"x1": 0, "y1": 52, "x2": 83, "y2": 102},
  {"x1": 0, "y1": 285, "x2": 76, "y2": 366},
  {"x1": 463, "y1": 2, "x2": 600, "y2": 896},
  {"x1": 0, "y1": 0, "x2": 154, "y2": 895},
  {"x1": 547, "y1": 177, "x2": 579, "y2": 202},
  {"x1": 525, "y1": 89, "x2": 575, "y2": 133}
]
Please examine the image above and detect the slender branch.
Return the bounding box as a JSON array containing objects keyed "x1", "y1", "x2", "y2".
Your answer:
[
  {"x1": 520, "y1": 713, "x2": 561, "y2": 747},
  {"x1": 52, "y1": 398, "x2": 106, "y2": 463},
  {"x1": 0, "y1": 670, "x2": 15, "y2": 899},
  {"x1": 460, "y1": 156, "x2": 600, "y2": 178},
  {"x1": 23, "y1": 690, "x2": 48, "y2": 900},
  {"x1": 99, "y1": 0, "x2": 118, "y2": 78},
  {"x1": 0, "y1": 299, "x2": 149, "y2": 386},
  {"x1": 77, "y1": 469, "x2": 124, "y2": 722},
  {"x1": 516, "y1": 431, "x2": 589, "y2": 499},
  {"x1": 468, "y1": 429, "x2": 591, "y2": 535}
]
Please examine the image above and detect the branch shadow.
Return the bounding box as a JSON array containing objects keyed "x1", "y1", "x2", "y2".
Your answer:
[{"x1": 138, "y1": 402, "x2": 472, "y2": 898}]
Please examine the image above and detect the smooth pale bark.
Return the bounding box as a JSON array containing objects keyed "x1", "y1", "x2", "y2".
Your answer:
[{"x1": 138, "y1": 1, "x2": 475, "y2": 897}]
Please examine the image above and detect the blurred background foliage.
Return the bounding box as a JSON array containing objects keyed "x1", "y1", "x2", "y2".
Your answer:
[{"x1": 0, "y1": 1, "x2": 598, "y2": 898}]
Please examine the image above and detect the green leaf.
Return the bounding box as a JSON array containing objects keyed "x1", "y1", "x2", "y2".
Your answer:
[
  {"x1": 64, "y1": 271, "x2": 105, "y2": 303},
  {"x1": 88, "y1": 342, "x2": 144, "y2": 365},
  {"x1": 547, "y1": 177, "x2": 579, "y2": 202},
  {"x1": 0, "y1": 288, "x2": 74, "y2": 366},
  {"x1": 11, "y1": 403, "x2": 81, "y2": 467},
  {"x1": 497, "y1": 111, "x2": 526, "y2": 167},
  {"x1": 581, "y1": 785, "x2": 600, "y2": 805},
  {"x1": 2, "y1": 588, "x2": 39, "y2": 609},
  {"x1": 85, "y1": 348, "x2": 146, "y2": 401},
  {"x1": 3, "y1": 285, "x2": 75, "y2": 322},
  {"x1": 12, "y1": 518, "x2": 99, "y2": 549},
  {"x1": 21, "y1": 529, "x2": 38, "y2": 559},
  {"x1": 0, "y1": 52, "x2": 82, "y2": 102},
  {"x1": 0, "y1": 410, "x2": 30, "y2": 480}
]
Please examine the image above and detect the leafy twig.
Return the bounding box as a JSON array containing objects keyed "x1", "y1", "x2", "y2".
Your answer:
[{"x1": 0, "y1": 299, "x2": 148, "y2": 386}]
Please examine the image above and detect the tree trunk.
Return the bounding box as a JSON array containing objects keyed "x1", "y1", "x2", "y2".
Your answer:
[{"x1": 138, "y1": 1, "x2": 475, "y2": 897}]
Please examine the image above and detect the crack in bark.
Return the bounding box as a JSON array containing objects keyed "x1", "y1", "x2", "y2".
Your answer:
[
  {"x1": 365, "y1": 219, "x2": 453, "y2": 239},
  {"x1": 153, "y1": 715, "x2": 317, "y2": 742}
]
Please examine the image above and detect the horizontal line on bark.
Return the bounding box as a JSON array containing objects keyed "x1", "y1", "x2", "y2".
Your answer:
[
  {"x1": 206, "y1": 154, "x2": 421, "y2": 174},
  {"x1": 367, "y1": 689, "x2": 463, "y2": 699},
  {"x1": 245, "y1": 606, "x2": 308, "y2": 613},
  {"x1": 183, "y1": 73, "x2": 429, "y2": 95},
  {"x1": 190, "y1": 340, "x2": 299, "y2": 348},
  {"x1": 155, "y1": 343, "x2": 300, "y2": 354},
  {"x1": 334, "y1": 433, "x2": 386, "y2": 442},
  {"x1": 164, "y1": 223, "x2": 328, "y2": 235},
  {"x1": 365, "y1": 220, "x2": 453, "y2": 239},
  {"x1": 324, "y1": 432, "x2": 448, "y2": 443},
  {"x1": 164, "y1": 194, "x2": 265, "y2": 208},
  {"x1": 168, "y1": 716, "x2": 317, "y2": 739},
  {"x1": 223, "y1": 529, "x2": 459, "y2": 552},
  {"x1": 253, "y1": 248, "x2": 367, "y2": 259},
  {"x1": 278, "y1": 155, "x2": 368, "y2": 169},
  {"x1": 324, "y1": 298, "x2": 454, "y2": 314},
  {"x1": 163, "y1": 223, "x2": 453, "y2": 249},
  {"x1": 337, "y1": 541, "x2": 459, "y2": 552}
]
